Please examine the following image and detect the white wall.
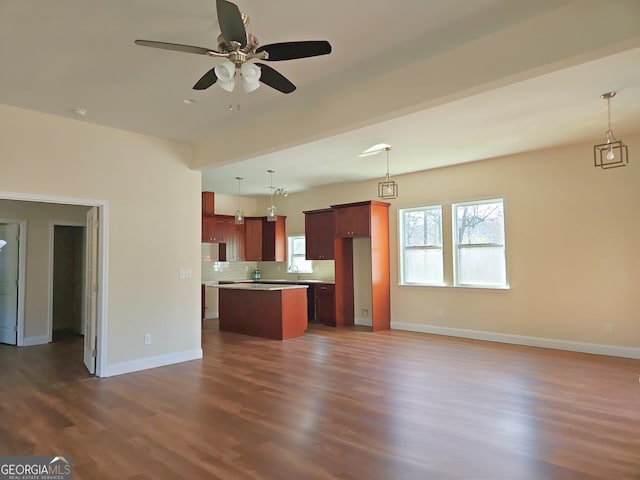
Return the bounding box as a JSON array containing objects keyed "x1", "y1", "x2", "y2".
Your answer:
[
  {"x1": 270, "y1": 134, "x2": 640, "y2": 357},
  {"x1": 212, "y1": 192, "x2": 259, "y2": 216},
  {"x1": 0, "y1": 104, "x2": 202, "y2": 375}
]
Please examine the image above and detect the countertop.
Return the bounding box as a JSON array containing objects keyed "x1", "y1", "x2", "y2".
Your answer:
[
  {"x1": 217, "y1": 279, "x2": 334, "y2": 285},
  {"x1": 211, "y1": 283, "x2": 309, "y2": 291}
]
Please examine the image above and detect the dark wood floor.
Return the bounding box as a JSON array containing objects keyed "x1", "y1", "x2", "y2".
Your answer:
[{"x1": 1, "y1": 322, "x2": 639, "y2": 479}]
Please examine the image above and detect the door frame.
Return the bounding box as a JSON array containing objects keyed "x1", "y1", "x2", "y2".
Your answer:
[
  {"x1": 48, "y1": 221, "x2": 86, "y2": 343},
  {"x1": 0, "y1": 218, "x2": 27, "y2": 346},
  {"x1": 0, "y1": 191, "x2": 109, "y2": 377}
]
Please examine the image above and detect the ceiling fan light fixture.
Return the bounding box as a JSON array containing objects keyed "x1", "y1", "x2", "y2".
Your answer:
[
  {"x1": 135, "y1": 1, "x2": 332, "y2": 95},
  {"x1": 215, "y1": 60, "x2": 236, "y2": 91},
  {"x1": 218, "y1": 80, "x2": 235, "y2": 92},
  {"x1": 240, "y1": 63, "x2": 261, "y2": 92}
]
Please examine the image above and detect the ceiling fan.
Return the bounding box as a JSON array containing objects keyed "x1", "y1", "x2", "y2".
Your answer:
[{"x1": 135, "y1": 0, "x2": 332, "y2": 94}]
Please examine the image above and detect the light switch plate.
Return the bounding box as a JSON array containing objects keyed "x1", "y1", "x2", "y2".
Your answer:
[{"x1": 179, "y1": 268, "x2": 192, "y2": 279}]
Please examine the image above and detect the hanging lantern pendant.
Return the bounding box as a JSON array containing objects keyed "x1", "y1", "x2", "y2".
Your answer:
[
  {"x1": 378, "y1": 147, "x2": 398, "y2": 199},
  {"x1": 594, "y1": 92, "x2": 629, "y2": 169}
]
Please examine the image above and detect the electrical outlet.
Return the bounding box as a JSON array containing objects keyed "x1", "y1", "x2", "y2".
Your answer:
[
  {"x1": 603, "y1": 322, "x2": 613, "y2": 334},
  {"x1": 144, "y1": 334, "x2": 151, "y2": 345},
  {"x1": 436, "y1": 308, "x2": 443, "y2": 319},
  {"x1": 362, "y1": 308, "x2": 369, "y2": 317}
]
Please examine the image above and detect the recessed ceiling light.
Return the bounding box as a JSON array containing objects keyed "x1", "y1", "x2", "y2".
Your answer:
[
  {"x1": 73, "y1": 107, "x2": 87, "y2": 116},
  {"x1": 183, "y1": 98, "x2": 197, "y2": 104}
]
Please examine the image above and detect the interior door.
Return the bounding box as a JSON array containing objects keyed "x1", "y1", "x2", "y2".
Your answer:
[
  {"x1": 83, "y1": 208, "x2": 99, "y2": 374},
  {"x1": 0, "y1": 223, "x2": 20, "y2": 345}
]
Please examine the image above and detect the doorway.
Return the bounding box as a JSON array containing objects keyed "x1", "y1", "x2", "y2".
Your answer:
[
  {"x1": 51, "y1": 224, "x2": 85, "y2": 341},
  {"x1": 0, "y1": 193, "x2": 108, "y2": 377},
  {"x1": 0, "y1": 222, "x2": 21, "y2": 345}
]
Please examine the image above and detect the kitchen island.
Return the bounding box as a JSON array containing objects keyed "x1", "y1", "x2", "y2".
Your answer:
[{"x1": 214, "y1": 283, "x2": 309, "y2": 340}]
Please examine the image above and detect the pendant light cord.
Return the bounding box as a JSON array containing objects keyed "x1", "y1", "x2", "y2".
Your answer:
[{"x1": 385, "y1": 147, "x2": 391, "y2": 181}]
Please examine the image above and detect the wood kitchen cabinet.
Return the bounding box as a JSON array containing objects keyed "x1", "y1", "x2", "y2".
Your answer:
[
  {"x1": 244, "y1": 217, "x2": 263, "y2": 261},
  {"x1": 262, "y1": 216, "x2": 286, "y2": 261},
  {"x1": 202, "y1": 216, "x2": 224, "y2": 243},
  {"x1": 331, "y1": 200, "x2": 390, "y2": 331},
  {"x1": 304, "y1": 208, "x2": 334, "y2": 260},
  {"x1": 202, "y1": 213, "x2": 245, "y2": 261},
  {"x1": 202, "y1": 191, "x2": 215, "y2": 216},
  {"x1": 244, "y1": 216, "x2": 286, "y2": 262},
  {"x1": 219, "y1": 215, "x2": 245, "y2": 261},
  {"x1": 315, "y1": 283, "x2": 335, "y2": 326},
  {"x1": 333, "y1": 203, "x2": 371, "y2": 237}
]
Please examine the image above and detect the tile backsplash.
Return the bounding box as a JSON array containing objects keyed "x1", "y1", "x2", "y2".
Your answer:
[
  {"x1": 201, "y1": 243, "x2": 335, "y2": 282},
  {"x1": 258, "y1": 260, "x2": 334, "y2": 282}
]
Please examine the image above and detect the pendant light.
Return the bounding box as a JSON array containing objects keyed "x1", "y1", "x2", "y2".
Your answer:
[
  {"x1": 234, "y1": 176, "x2": 244, "y2": 225},
  {"x1": 593, "y1": 92, "x2": 629, "y2": 169},
  {"x1": 377, "y1": 146, "x2": 398, "y2": 199},
  {"x1": 266, "y1": 169, "x2": 277, "y2": 221}
]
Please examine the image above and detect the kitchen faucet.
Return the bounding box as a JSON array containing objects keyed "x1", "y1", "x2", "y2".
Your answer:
[{"x1": 289, "y1": 264, "x2": 300, "y2": 280}]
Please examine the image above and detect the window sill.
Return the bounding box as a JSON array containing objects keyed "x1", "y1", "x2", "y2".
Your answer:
[{"x1": 399, "y1": 283, "x2": 510, "y2": 291}]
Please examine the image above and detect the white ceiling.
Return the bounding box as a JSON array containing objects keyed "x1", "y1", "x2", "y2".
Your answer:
[{"x1": 1, "y1": 0, "x2": 639, "y2": 196}]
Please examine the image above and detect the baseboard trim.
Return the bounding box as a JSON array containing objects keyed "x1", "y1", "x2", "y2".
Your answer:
[
  {"x1": 104, "y1": 348, "x2": 203, "y2": 377},
  {"x1": 354, "y1": 317, "x2": 372, "y2": 327},
  {"x1": 390, "y1": 322, "x2": 640, "y2": 359},
  {"x1": 205, "y1": 310, "x2": 219, "y2": 320},
  {"x1": 22, "y1": 335, "x2": 50, "y2": 346}
]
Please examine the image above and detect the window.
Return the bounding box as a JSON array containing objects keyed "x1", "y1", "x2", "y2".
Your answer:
[
  {"x1": 453, "y1": 199, "x2": 506, "y2": 287},
  {"x1": 399, "y1": 206, "x2": 443, "y2": 285},
  {"x1": 287, "y1": 235, "x2": 313, "y2": 273}
]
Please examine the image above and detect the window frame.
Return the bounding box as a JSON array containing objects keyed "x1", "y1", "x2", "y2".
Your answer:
[
  {"x1": 452, "y1": 198, "x2": 508, "y2": 288},
  {"x1": 287, "y1": 235, "x2": 313, "y2": 273},
  {"x1": 398, "y1": 204, "x2": 444, "y2": 286}
]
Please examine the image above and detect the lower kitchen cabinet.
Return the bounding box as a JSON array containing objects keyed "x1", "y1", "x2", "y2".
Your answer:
[{"x1": 315, "y1": 284, "x2": 335, "y2": 326}]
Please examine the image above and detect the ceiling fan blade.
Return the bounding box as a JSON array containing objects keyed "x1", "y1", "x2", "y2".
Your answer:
[
  {"x1": 216, "y1": 0, "x2": 247, "y2": 48},
  {"x1": 255, "y1": 63, "x2": 296, "y2": 94},
  {"x1": 135, "y1": 40, "x2": 214, "y2": 56},
  {"x1": 193, "y1": 68, "x2": 218, "y2": 90},
  {"x1": 256, "y1": 41, "x2": 332, "y2": 61}
]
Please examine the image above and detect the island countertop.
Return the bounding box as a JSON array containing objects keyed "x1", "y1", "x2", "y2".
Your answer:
[{"x1": 211, "y1": 283, "x2": 308, "y2": 291}]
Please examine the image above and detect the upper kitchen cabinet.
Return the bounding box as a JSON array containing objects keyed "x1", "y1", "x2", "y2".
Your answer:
[
  {"x1": 202, "y1": 191, "x2": 215, "y2": 217},
  {"x1": 219, "y1": 216, "x2": 245, "y2": 261},
  {"x1": 202, "y1": 215, "x2": 224, "y2": 243},
  {"x1": 244, "y1": 217, "x2": 263, "y2": 261},
  {"x1": 245, "y1": 216, "x2": 286, "y2": 262},
  {"x1": 262, "y1": 216, "x2": 286, "y2": 261},
  {"x1": 304, "y1": 208, "x2": 334, "y2": 260},
  {"x1": 332, "y1": 202, "x2": 371, "y2": 238},
  {"x1": 202, "y1": 215, "x2": 244, "y2": 261}
]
